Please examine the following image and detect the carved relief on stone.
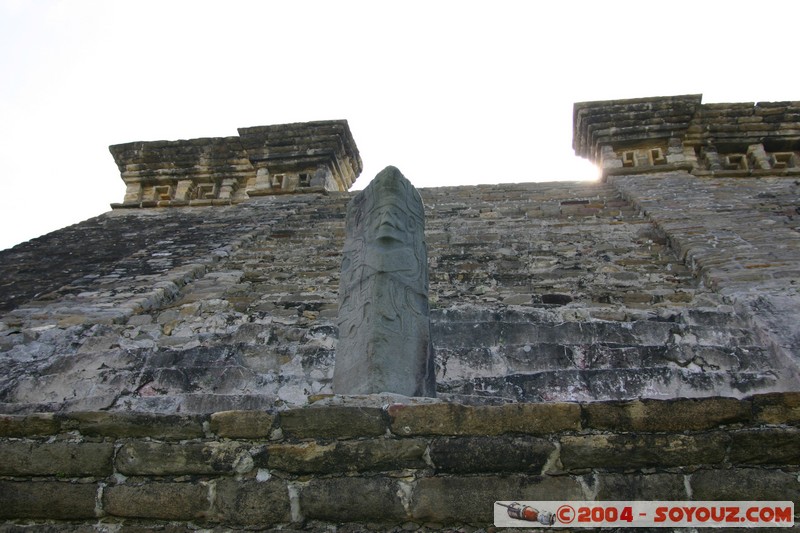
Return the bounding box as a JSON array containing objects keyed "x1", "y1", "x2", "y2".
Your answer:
[{"x1": 334, "y1": 166, "x2": 436, "y2": 397}]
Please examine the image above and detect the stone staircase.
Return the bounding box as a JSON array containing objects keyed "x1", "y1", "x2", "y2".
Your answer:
[
  {"x1": 420, "y1": 182, "x2": 785, "y2": 401},
  {"x1": 432, "y1": 306, "x2": 779, "y2": 402},
  {"x1": 141, "y1": 182, "x2": 785, "y2": 407},
  {"x1": 1, "y1": 181, "x2": 787, "y2": 413}
]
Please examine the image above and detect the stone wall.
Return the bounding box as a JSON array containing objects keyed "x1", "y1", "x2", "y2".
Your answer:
[
  {"x1": 3, "y1": 178, "x2": 791, "y2": 413},
  {"x1": 2, "y1": 97, "x2": 800, "y2": 529},
  {"x1": 1, "y1": 393, "x2": 798, "y2": 530}
]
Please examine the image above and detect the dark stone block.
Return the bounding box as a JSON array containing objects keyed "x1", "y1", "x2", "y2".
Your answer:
[
  {"x1": 214, "y1": 478, "x2": 290, "y2": 525},
  {"x1": 103, "y1": 483, "x2": 209, "y2": 520},
  {"x1": 388, "y1": 402, "x2": 580, "y2": 436},
  {"x1": 268, "y1": 438, "x2": 426, "y2": 474},
  {"x1": 560, "y1": 433, "x2": 728, "y2": 470},
  {"x1": 691, "y1": 468, "x2": 800, "y2": 504},
  {"x1": 210, "y1": 410, "x2": 276, "y2": 438},
  {"x1": 115, "y1": 441, "x2": 251, "y2": 476},
  {"x1": 299, "y1": 476, "x2": 406, "y2": 523},
  {"x1": 279, "y1": 406, "x2": 387, "y2": 439},
  {"x1": 753, "y1": 391, "x2": 800, "y2": 425},
  {"x1": 0, "y1": 441, "x2": 114, "y2": 477},
  {"x1": 64, "y1": 411, "x2": 205, "y2": 439},
  {"x1": 429, "y1": 436, "x2": 555, "y2": 474},
  {"x1": 583, "y1": 397, "x2": 751, "y2": 432},
  {"x1": 729, "y1": 428, "x2": 800, "y2": 465},
  {"x1": 596, "y1": 473, "x2": 687, "y2": 500},
  {"x1": 411, "y1": 475, "x2": 582, "y2": 524},
  {"x1": 0, "y1": 414, "x2": 60, "y2": 437},
  {"x1": 0, "y1": 481, "x2": 97, "y2": 519}
]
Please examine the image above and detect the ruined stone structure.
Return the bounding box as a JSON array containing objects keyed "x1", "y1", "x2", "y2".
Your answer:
[
  {"x1": 0, "y1": 98, "x2": 799, "y2": 530},
  {"x1": 335, "y1": 166, "x2": 436, "y2": 397},
  {"x1": 109, "y1": 120, "x2": 361, "y2": 208}
]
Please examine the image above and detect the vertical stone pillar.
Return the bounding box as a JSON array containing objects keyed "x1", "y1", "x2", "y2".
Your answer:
[
  {"x1": 174, "y1": 180, "x2": 194, "y2": 202},
  {"x1": 334, "y1": 166, "x2": 436, "y2": 397},
  {"x1": 247, "y1": 167, "x2": 273, "y2": 196},
  {"x1": 122, "y1": 181, "x2": 143, "y2": 205}
]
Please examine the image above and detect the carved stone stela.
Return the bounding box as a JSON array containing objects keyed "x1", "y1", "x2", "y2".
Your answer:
[{"x1": 334, "y1": 166, "x2": 436, "y2": 397}]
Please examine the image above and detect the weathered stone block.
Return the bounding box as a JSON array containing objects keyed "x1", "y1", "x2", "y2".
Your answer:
[
  {"x1": 213, "y1": 478, "x2": 290, "y2": 525},
  {"x1": 729, "y1": 428, "x2": 800, "y2": 465},
  {"x1": 753, "y1": 391, "x2": 800, "y2": 425},
  {"x1": 411, "y1": 475, "x2": 583, "y2": 524},
  {"x1": 691, "y1": 468, "x2": 800, "y2": 503},
  {"x1": 429, "y1": 436, "x2": 555, "y2": 474},
  {"x1": 334, "y1": 166, "x2": 435, "y2": 397},
  {"x1": 560, "y1": 433, "x2": 728, "y2": 470},
  {"x1": 209, "y1": 410, "x2": 275, "y2": 438},
  {"x1": 65, "y1": 412, "x2": 204, "y2": 439},
  {"x1": 388, "y1": 402, "x2": 580, "y2": 436},
  {"x1": 0, "y1": 481, "x2": 97, "y2": 519},
  {"x1": 0, "y1": 441, "x2": 114, "y2": 477},
  {"x1": 268, "y1": 438, "x2": 426, "y2": 474},
  {"x1": 0, "y1": 413, "x2": 60, "y2": 437},
  {"x1": 279, "y1": 406, "x2": 387, "y2": 439},
  {"x1": 299, "y1": 476, "x2": 406, "y2": 523},
  {"x1": 596, "y1": 473, "x2": 687, "y2": 500},
  {"x1": 583, "y1": 397, "x2": 750, "y2": 432},
  {"x1": 103, "y1": 483, "x2": 209, "y2": 520},
  {"x1": 115, "y1": 441, "x2": 252, "y2": 476}
]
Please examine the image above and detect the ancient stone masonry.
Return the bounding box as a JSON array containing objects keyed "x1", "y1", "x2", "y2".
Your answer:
[
  {"x1": 238, "y1": 121, "x2": 361, "y2": 196},
  {"x1": 0, "y1": 393, "x2": 798, "y2": 530},
  {"x1": 1, "y1": 97, "x2": 800, "y2": 529},
  {"x1": 573, "y1": 94, "x2": 800, "y2": 383},
  {"x1": 109, "y1": 120, "x2": 361, "y2": 208},
  {"x1": 334, "y1": 166, "x2": 436, "y2": 397},
  {"x1": 574, "y1": 94, "x2": 800, "y2": 179}
]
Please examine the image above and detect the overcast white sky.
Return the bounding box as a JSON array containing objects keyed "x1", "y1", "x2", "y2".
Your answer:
[{"x1": 1, "y1": 0, "x2": 798, "y2": 250}]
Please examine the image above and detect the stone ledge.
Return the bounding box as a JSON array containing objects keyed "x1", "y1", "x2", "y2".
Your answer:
[
  {"x1": 387, "y1": 402, "x2": 581, "y2": 436},
  {"x1": 582, "y1": 397, "x2": 752, "y2": 432},
  {"x1": 62, "y1": 411, "x2": 205, "y2": 439},
  {"x1": 1, "y1": 392, "x2": 798, "y2": 439}
]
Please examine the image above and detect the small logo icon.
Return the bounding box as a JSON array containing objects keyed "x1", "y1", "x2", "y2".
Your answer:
[
  {"x1": 557, "y1": 504, "x2": 575, "y2": 524},
  {"x1": 496, "y1": 502, "x2": 556, "y2": 525}
]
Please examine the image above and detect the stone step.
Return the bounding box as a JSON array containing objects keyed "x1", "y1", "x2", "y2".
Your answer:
[
  {"x1": 438, "y1": 366, "x2": 783, "y2": 403},
  {"x1": 434, "y1": 342, "x2": 774, "y2": 378},
  {"x1": 431, "y1": 318, "x2": 759, "y2": 350}
]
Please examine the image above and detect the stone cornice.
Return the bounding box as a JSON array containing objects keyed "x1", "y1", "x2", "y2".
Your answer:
[
  {"x1": 573, "y1": 94, "x2": 800, "y2": 179},
  {"x1": 109, "y1": 120, "x2": 362, "y2": 208}
]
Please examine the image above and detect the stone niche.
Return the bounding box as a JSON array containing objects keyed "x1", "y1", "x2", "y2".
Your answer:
[
  {"x1": 573, "y1": 94, "x2": 800, "y2": 179},
  {"x1": 109, "y1": 120, "x2": 362, "y2": 208}
]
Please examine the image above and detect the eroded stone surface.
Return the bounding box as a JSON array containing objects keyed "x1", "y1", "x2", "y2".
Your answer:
[
  {"x1": 1, "y1": 179, "x2": 794, "y2": 410},
  {"x1": 334, "y1": 166, "x2": 435, "y2": 397},
  {"x1": 2, "y1": 100, "x2": 799, "y2": 412}
]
